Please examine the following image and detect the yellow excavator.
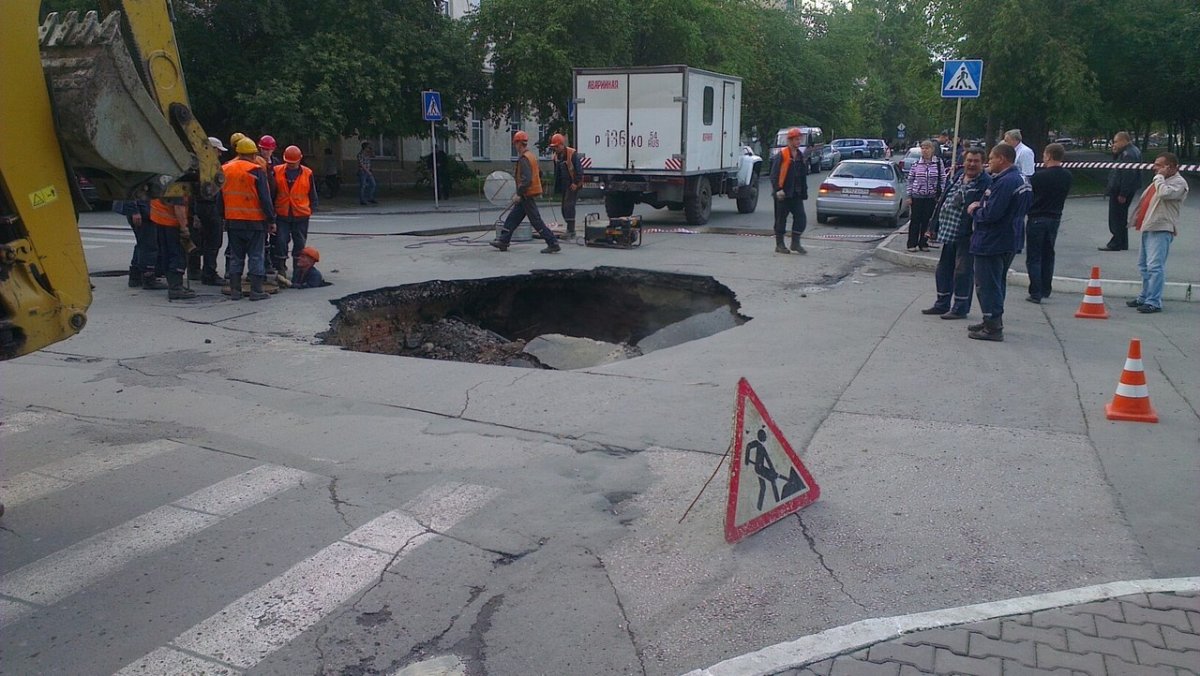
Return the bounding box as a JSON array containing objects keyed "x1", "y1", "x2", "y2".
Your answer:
[{"x1": 0, "y1": 1, "x2": 222, "y2": 361}]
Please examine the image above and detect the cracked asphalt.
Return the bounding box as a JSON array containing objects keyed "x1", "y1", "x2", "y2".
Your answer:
[{"x1": 0, "y1": 197, "x2": 1196, "y2": 676}]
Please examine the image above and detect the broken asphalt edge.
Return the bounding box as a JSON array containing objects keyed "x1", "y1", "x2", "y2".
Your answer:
[{"x1": 683, "y1": 576, "x2": 1200, "y2": 676}]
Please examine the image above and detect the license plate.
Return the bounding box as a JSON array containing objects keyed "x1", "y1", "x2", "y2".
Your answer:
[{"x1": 843, "y1": 188, "x2": 869, "y2": 196}]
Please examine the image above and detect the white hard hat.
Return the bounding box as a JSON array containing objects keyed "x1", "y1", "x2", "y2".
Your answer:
[{"x1": 207, "y1": 136, "x2": 229, "y2": 152}]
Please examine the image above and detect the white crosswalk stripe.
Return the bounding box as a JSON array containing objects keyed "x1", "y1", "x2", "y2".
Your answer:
[
  {"x1": 117, "y1": 482, "x2": 499, "y2": 675},
  {"x1": 0, "y1": 439, "x2": 182, "y2": 507},
  {"x1": 0, "y1": 464, "x2": 314, "y2": 628},
  {"x1": 0, "y1": 410, "x2": 55, "y2": 436}
]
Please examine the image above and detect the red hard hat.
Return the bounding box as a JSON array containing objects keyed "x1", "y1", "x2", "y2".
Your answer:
[
  {"x1": 259, "y1": 135, "x2": 277, "y2": 150},
  {"x1": 787, "y1": 127, "x2": 802, "y2": 139},
  {"x1": 548, "y1": 133, "x2": 566, "y2": 148},
  {"x1": 283, "y1": 145, "x2": 302, "y2": 163},
  {"x1": 512, "y1": 130, "x2": 529, "y2": 143}
]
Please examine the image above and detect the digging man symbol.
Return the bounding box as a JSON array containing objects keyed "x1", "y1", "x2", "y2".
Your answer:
[{"x1": 745, "y1": 427, "x2": 780, "y2": 510}]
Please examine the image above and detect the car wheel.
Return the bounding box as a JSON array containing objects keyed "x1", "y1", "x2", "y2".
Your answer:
[
  {"x1": 735, "y1": 171, "x2": 759, "y2": 214},
  {"x1": 817, "y1": 212, "x2": 829, "y2": 224},
  {"x1": 683, "y1": 176, "x2": 712, "y2": 225}
]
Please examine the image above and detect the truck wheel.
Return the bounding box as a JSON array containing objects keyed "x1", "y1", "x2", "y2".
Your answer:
[
  {"x1": 817, "y1": 212, "x2": 829, "y2": 224},
  {"x1": 604, "y1": 192, "x2": 635, "y2": 218},
  {"x1": 736, "y1": 171, "x2": 759, "y2": 214},
  {"x1": 684, "y1": 177, "x2": 712, "y2": 225}
]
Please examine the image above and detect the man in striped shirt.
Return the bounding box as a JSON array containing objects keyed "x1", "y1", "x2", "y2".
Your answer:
[{"x1": 921, "y1": 148, "x2": 991, "y2": 319}]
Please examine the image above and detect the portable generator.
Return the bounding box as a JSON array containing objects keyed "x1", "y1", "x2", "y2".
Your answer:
[{"x1": 584, "y1": 212, "x2": 642, "y2": 249}]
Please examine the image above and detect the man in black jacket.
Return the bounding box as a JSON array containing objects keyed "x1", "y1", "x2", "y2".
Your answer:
[
  {"x1": 769, "y1": 127, "x2": 809, "y2": 254},
  {"x1": 1101, "y1": 131, "x2": 1142, "y2": 251}
]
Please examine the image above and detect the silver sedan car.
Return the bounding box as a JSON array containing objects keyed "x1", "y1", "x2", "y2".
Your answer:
[{"x1": 815, "y1": 159, "x2": 908, "y2": 226}]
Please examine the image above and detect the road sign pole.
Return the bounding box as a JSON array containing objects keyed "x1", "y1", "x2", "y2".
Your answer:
[
  {"x1": 950, "y1": 98, "x2": 963, "y2": 178},
  {"x1": 431, "y1": 121, "x2": 439, "y2": 208}
]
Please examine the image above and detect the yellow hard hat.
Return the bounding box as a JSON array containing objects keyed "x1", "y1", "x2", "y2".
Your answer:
[
  {"x1": 230, "y1": 132, "x2": 247, "y2": 147},
  {"x1": 236, "y1": 138, "x2": 258, "y2": 155}
]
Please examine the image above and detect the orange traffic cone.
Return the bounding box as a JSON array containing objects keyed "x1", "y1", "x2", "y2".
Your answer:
[
  {"x1": 1105, "y1": 338, "x2": 1158, "y2": 423},
  {"x1": 1074, "y1": 266, "x2": 1109, "y2": 319}
]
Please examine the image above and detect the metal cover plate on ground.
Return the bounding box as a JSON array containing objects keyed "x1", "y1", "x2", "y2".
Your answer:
[{"x1": 725, "y1": 378, "x2": 820, "y2": 543}]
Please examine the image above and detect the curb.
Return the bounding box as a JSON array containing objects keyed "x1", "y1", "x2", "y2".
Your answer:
[
  {"x1": 683, "y1": 576, "x2": 1200, "y2": 676},
  {"x1": 872, "y1": 231, "x2": 1196, "y2": 302}
]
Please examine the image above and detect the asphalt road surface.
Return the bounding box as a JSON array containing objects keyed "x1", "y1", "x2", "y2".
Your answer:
[{"x1": 1, "y1": 179, "x2": 1196, "y2": 676}]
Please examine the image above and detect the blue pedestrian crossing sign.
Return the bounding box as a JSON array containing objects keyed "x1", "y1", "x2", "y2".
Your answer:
[
  {"x1": 422, "y1": 90, "x2": 443, "y2": 121},
  {"x1": 941, "y1": 60, "x2": 983, "y2": 98}
]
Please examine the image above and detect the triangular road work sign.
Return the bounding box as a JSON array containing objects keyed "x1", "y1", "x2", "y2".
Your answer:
[
  {"x1": 725, "y1": 378, "x2": 820, "y2": 543},
  {"x1": 944, "y1": 63, "x2": 979, "y2": 92}
]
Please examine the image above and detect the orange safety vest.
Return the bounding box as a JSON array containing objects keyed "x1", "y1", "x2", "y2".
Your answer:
[
  {"x1": 273, "y1": 164, "x2": 313, "y2": 218},
  {"x1": 777, "y1": 146, "x2": 797, "y2": 190},
  {"x1": 563, "y1": 147, "x2": 578, "y2": 184},
  {"x1": 516, "y1": 149, "x2": 542, "y2": 197},
  {"x1": 222, "y1": 158, "x2": 266, "y2": 221},
  {"x1": 149, "y1": 198, "x2": 183, "y2": 227}
]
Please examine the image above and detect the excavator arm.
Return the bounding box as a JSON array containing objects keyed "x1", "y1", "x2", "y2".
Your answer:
[{"x1": 0, "y1": 1, "x2": 219, "y2": 359}]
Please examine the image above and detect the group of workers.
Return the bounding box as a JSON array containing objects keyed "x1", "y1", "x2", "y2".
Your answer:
[{"x1": 118, "y1": 133, "x2": 324, "y2": 301}]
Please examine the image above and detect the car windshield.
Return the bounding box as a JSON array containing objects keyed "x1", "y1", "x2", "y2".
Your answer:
[{"x1": 833, "y1": 163, "x2": 895, "y2": 181}]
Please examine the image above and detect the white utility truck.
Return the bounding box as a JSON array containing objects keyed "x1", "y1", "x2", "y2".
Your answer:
[{"x1": 573, "y1": 65, "x2": 761, "y2": 225}]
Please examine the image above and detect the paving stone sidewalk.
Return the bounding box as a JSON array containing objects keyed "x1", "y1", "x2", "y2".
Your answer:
[{"x1": 777, "y1": 592, "x2": 1200, "y2": 676}]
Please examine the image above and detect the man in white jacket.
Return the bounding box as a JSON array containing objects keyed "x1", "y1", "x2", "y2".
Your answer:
[{"x1": 1127, "y1": 152, "x2": 1189, "y2": 313}]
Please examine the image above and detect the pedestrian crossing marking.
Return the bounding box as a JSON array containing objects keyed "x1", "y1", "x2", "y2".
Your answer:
[
  {"x1": 117, "y1": 483, "x2": 498, "y2": 674},
  {"x1": 0, "y1": 439, "x2": 182, "y2": 507},
  {"x1": 0, "y1": 465, "x2": 313, "y2": 628},
  {"x1": 945, "y1": 63, "x2": 978, "y2": 91},
  {"x1": 427, "y1": 98, "x2": 441, "y2": 119}
]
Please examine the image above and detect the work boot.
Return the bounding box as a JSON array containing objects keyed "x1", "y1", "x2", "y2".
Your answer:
[
  {"x1": 227, "y1": 275, "x2": 242, "y2": 300},
  {"x1": 565, "y1": 220, "x2": 576, "y2": 238},
  {"x1": 166, "y1": 272, "x2": 196, "y2": 300},
  {"x1": 248, "y1": 275, "x2": 270, "y2": 301},
  {"x1": 790, "y1": 233, "x2": 806, "y2": 254},
  {"x1": 489, "y1": 239, "x2": 509, "y2": 252},
  {"x1": 141, "y1": 274, "x2": 167, "y2": 290},
  {"x1": 200, "y1": 272, "x2": 222, "y2": 286},
  {"x1": 128, "y1": 267, "x2": 143, "y2": 288},
  {"x1": 541, "y1": 243, "x2": 561, "y2": 254},
  {"x1": 968, "y1": 318, "x2": 1004, "y2": 341},
  {"x1": 775, "y1": 234, "x2": 791, "y2": 254}
]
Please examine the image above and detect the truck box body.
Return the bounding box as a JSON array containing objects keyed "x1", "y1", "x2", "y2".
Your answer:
[{"x1": 574, "y1": 66, "x2": 742, "y2": 175}]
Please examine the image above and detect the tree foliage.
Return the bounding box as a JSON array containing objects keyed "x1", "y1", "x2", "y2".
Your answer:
[{"x1": 39, "y1": 0, "x2": 1199, "y2": 158}]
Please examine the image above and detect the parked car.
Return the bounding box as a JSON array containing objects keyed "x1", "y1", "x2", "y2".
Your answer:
[
  {"x1": 865, "y1": 139, "x2": 888, "y2": 158},
  {"x1": 819, "y1": 145, "x2": 842, "y2": 171},
  {"x1": 816, "y1": 159, "x2": 908, "y2": 226},
  {"x1": 74, "y1": 173, "x2": 110, "y2": 211},
  {"x1": 830, "y1": 138, "x2": 871, "y2": 159},
  {"x1": 1053, "y1": 137, "x2": 1075, "y2": 150},
  {"x1": 895, "y1": 146, "x2": 923, "y2": 174}
]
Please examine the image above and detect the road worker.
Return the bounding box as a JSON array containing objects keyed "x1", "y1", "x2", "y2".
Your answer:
[
  {"x1": 768, "y1": 127, "x2": 809, "y2": 254},
  {"x1": 548, "y1": 133, "x2": 585, "y2": 239},
  {"x1": 271, "y1": 145, "x2": 318, "y2": 286},
  {"x1": 148, "y1": 196, "x2": 195, "y2": 299},
  {"x1": 490, "y1": 131, "x2": 560, "y2": 254},
  {"x1": 221, "y1": 138, "x2": 276, "y2": 301}
]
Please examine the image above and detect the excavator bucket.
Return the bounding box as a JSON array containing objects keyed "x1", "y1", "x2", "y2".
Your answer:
[{"x1": 39, "y1": 10, "x2": 195, "y2": 200}]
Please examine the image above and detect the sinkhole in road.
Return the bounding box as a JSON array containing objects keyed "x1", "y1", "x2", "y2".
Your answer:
[{"x1": 321, "y1": 266, "x2": 750, "y2": 369}]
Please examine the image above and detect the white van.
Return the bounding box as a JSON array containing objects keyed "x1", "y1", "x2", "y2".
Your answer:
[{"x1": 770, "y1": 126, "x2": 824, "y2": 172}]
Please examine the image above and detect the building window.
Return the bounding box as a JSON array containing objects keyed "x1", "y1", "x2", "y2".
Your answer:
[
  {"x1": 702, "y1": 86, "x2": 714, "y2": 126},
  {"x1": 538, "y1": 121, "x2": 550, "y2": 156},
  {"x1": 375, "y1": 134, "x2": 398, "y2": 159},
  {"x1": 471, "y1": 112, "x2": 487, "y2": 159}
]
